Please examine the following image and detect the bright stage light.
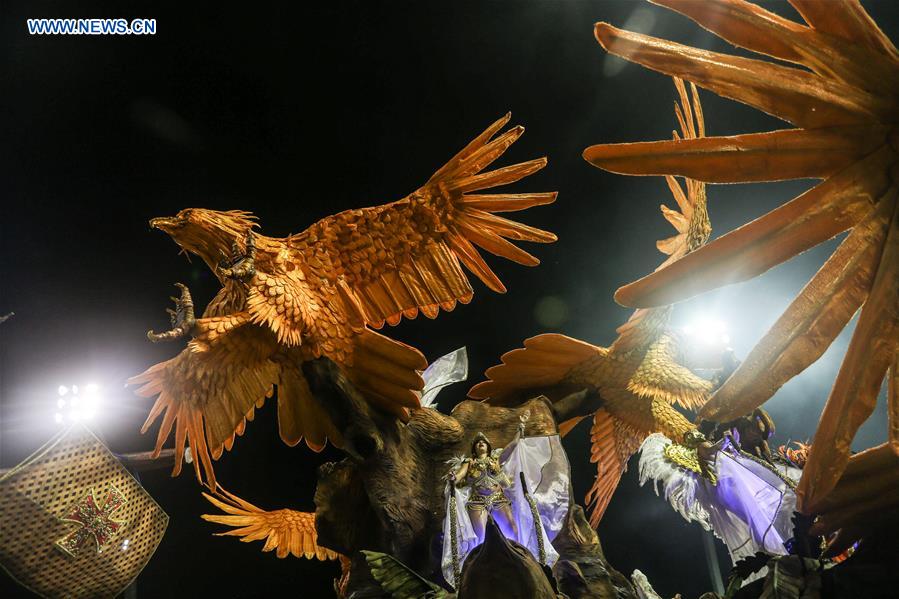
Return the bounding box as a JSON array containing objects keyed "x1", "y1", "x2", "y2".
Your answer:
[
  {"x1": 679, "y1": 317, "x2": 734, "y2": 370},
  {"x1": 682, "y1": 318, "x2": 730, "y2": 347},
  {"x1": 53, "y1": 383, "x2": 103, "y2": 425}
]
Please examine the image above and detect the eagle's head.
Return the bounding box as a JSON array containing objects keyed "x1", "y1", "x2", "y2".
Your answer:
[{"x1": 150, "y1": 208, "x2": 258, "y2": 268}]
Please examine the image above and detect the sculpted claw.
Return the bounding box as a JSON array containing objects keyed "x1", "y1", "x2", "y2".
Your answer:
[
  {"x1": 147, "y1": 283, "x2": 196, "y2": 342},
  {"x1": 217, "y1": 231, "x2": 257, "y2": 282}
]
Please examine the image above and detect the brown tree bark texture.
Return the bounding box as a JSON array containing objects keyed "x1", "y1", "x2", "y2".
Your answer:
[{"x1": 304, "y1": 359, "x2": 636, "y2": 598}]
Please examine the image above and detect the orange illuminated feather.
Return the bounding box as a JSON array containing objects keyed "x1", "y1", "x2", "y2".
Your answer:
[
  {"x1": 585, "y1": 410, "x2": 646, "y2": 528},
  {"x1": 201, "y1": 487, "x2": 340, "y2": 561}
]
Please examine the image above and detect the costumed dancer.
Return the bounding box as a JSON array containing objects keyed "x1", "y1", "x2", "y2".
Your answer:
[
  {"x1": 638, "y1": 410, "x2": 802, "y2": 570},
  {"x1": 441, "y1": 411, "x2": 570, "y2": 588}
]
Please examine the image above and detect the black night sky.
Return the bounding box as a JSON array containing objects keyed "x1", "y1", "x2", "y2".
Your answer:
[{"x1": 2, "y1": 2, "x2": 897, "y2": 598}]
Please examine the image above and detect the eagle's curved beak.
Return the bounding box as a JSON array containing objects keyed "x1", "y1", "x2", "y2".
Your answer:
[{"x1": 149, "y1": 216, "x2": 179, "y2": 232}]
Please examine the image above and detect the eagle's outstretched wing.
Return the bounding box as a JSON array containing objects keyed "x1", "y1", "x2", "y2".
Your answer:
[
  {"x1": 585, "y1": 0, "x2": 899, "y2": 511},
  {"x1": 129, "y1": 313, "x2": 281, "y2": 487},
  {"x1": 201, "y1": 487, "x2": 339, "y2": 561},
  {"x1": 248, "y1": 113, "x2": 556, "y2": 345}
]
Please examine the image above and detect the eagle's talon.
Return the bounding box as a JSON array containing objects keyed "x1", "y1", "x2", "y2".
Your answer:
[
  {"x1": 147, "y1": 283, "x2": 196, "y2": 342},
  {"x1": 217, "y1": 231, "x2": 257, "y2": 282}
]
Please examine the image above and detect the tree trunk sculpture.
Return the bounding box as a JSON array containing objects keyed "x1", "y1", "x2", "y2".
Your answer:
[{"x1": 304, "y1": 358, "x2": 636, "y2": 598}]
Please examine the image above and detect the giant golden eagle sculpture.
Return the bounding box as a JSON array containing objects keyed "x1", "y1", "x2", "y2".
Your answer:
[
  {"x1": 129, "y1": 114, "x2": 557, "y2": 489},
  {"x1": 471, "y1": 79, "x2": 716, "y2": 527},
  {"x1": 583, "y1": 0, "x2": 898, "y2": 527}
]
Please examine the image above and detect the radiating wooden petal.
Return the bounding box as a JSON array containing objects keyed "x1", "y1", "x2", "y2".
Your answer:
[
  {"x1": 584, "y1": 126, "x2": 884, "y2": 183},
  {"x1": 798, "y1": 199, "x2": 899, "y2": 513},
  {"x1": 614, "y1": 146, "x2": 894, "y2": 308},
  {"x1": 652, "y1": 0, "x2": 808, "y2": 64},
  {"x1": 811, "y1": 443, "x2": 899, "y2": 514},
  {"x1": 810, "y1": 483, "x2": 899, "y2": 536},
  {"x1": 807, "y1": 443, "x2": 899, "y2": 536},
  {"x1": 652, "y1": 0, "x2": 899, "y2": 102},
  {"x1": 701, "y1": 190, "x2": 896, "y2": 421},
  {"x1": 789, "y1": 0, "x2": 899, "y2": 59},
  {"x1": 593, "y1": 23, "x2": 878, "y2": 128}
]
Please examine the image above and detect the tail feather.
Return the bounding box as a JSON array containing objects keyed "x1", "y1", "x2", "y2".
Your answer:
[
  {"x1": 276, "y1": 369, "x2": 343, "y2": 452},
  {"x1": 586, "y1": 410, "x2": 647, "y2": 528}
]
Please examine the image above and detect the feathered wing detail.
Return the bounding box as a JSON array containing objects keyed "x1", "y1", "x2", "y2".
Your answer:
[
  {"x1": 628, "y1": 333, "x2": 713, "y2": 411},
  {"x1": 585, "y1": 409, "x2": 647, "y2": 528},
  {"x1": 276, "y1": 367, "x2": 344, "y2": 451},
  {"x1": 129, "y1": 313, "x2": 280, "y2": 488},
  {"x1": 245, "y1": 271, "x2": 312, "y2": 347},
  {"x1": 468, "y1": 332, "x2": 699, "y2": 527},
  {"x1": 136, "y1": 116, "x2": 556, "y2": 489},
  {"x1": 201, "y1": 487, "x2": 339, "y2": 561},
  {"x1": 467, "y1": 333, "x2": 605, "y2": 404},
  {"x1": 283, "y1": 113, "x2": 556, "y2": 335}
]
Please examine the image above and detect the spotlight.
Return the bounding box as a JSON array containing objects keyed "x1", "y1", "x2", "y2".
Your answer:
[
  {"x1": 53, "y1": 383, "x2": 103, "y2": 425},
  {"x1": 680, "y1": 317, "x2": 733, "y2": 370},
  {"x1": 682, "y1": 318, "x2": 730, "y2": 347}
]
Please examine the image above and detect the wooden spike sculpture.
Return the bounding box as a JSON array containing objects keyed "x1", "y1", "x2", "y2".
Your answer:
[{"x1": 584, "y1": 0, "x2": 899, "y2": 527}]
